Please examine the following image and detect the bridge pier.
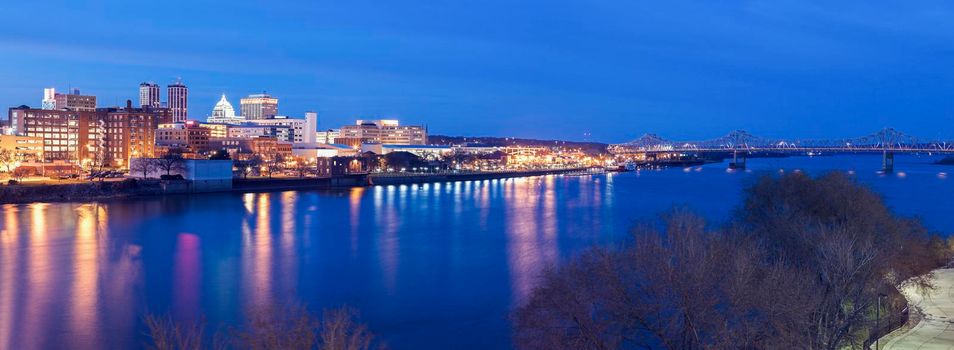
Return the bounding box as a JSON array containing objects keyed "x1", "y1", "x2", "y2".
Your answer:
[
  {"x1": 729, "y1": 150, "x2": 747, "y2": 170},
  {"x1": 882, "y1": 151, "x2": 894, "y2": 173}
]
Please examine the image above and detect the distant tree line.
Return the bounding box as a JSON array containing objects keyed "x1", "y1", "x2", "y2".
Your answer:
[{"x1": 513, "y1": 172, "x2": 953, "y2": 350}]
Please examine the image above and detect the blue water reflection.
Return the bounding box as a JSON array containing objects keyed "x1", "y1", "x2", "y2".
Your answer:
[{"x1": 0, "y1": 155, "x2": 952, "y2": 349}]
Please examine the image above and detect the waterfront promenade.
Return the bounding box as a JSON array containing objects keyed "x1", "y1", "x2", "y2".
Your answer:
[
  {"x1": 0, "y1": 167, "x2": 593, "y2": 204},
  {"x1": 882, "y1": 268, "x2": 954, "y2": 349}
]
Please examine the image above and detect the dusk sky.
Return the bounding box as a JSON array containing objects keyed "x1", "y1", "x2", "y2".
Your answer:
[{"x1": 2, "y1": 1, "x2": 953, "y2": 142}]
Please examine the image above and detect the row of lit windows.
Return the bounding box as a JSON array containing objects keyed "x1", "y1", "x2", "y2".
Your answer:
[{"x1": 43, "y1": 146, "x2": 75, "y2": 152}]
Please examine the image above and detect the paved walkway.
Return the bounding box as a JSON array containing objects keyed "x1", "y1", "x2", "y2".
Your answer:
[{"x1": 882, "y1": 268, "x2": 954, "y2": 350}]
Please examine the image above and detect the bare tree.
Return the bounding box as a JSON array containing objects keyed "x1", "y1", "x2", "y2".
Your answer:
[
  {"x1": 155, "y1": 154, "x2": 186, "y2": 177},
  {"x1": 143, "y1": 313, "x2": 206, "y2": 350},
  {"x1": 130, "y1": 158, "x2": 158, "y2": 179},
  {"x1": 233, "y1": 304, "x2": 318, "y2": 350},
  {"x1": 319, "y1": 306, "x2": 376, "y2": 350},
  {"x1": 513, "y1": 173, "x2": 953, "y2": 350},
  {"x1": 142, "y1": 305, "x2": 380, "y2": 350},
  {"x1": 142, "y1": 313, "x2": 229, "y2": 350}
]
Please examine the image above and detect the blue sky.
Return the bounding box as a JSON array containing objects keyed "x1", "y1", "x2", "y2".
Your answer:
[{"x1": 1, "y1": 1, "x2": 952, "y2": 142}]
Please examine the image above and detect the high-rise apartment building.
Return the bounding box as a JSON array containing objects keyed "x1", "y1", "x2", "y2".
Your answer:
[
  {"x1": 139, "y1": 82, "x2": 161, "y2": 108},
  {"x1": 167, "y1": 79, "x2": 188, "y2": 122},
  {"x1": 240, "y1": 93, "x2": 278, "y2": 120},
  {"x1": 99, "y1": 101, "x2": 162, "y2": 166}
]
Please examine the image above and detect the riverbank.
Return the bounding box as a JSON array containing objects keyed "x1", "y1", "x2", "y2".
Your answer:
[
  {"x1": 0, "y1": 168, "x2": 592, "y2": 204},
  {"x1": 368, "y1": 167, "x2": 592, "y2": 185},
  {"x1": 0, "y1": 179, "x2": 165, "y2": 204}
]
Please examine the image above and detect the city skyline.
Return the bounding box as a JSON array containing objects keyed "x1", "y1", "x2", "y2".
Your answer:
[
  {"x1": 2, "y1": 3, "x2": 954, "y2": 349},
  {"x1": 2, "y1": 1, "x2": 954, "y2": 142}
]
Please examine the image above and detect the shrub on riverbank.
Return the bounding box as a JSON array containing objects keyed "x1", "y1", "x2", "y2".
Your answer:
[
  {"x1": 513, "y1": 172, "x2": 953, "y2": 350},
  {"x1": 144, "y1": 305, "x2": 382, "y2": 350}
]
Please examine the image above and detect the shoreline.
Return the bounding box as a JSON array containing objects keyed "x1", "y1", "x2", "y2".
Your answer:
[{"x1": 0, "y1": 167, "x2": 594, "y2": 205}]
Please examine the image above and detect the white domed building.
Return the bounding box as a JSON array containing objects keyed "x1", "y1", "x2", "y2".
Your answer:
[{"x1": 206, "y1": 94, "x2": 245, "y2": 124}]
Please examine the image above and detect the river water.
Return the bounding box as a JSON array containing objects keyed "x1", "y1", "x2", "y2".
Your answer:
[{"x1": 0, "y1": 155, "x2": 951, "y2": 349}]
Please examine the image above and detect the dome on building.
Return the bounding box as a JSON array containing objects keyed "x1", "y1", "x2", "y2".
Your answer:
[{"x1": 211, "y1": 93, "x2": 236, "y2": 118}]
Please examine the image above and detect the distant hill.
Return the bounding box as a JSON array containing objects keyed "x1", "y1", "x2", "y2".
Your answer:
[{"x1": 428, "y1": 135, "x2": 608, "y2": 155}]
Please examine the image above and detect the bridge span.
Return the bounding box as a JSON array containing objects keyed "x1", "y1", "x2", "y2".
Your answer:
[{"x1": 609, "y1": 128, "x2": 954, "y2": 172}]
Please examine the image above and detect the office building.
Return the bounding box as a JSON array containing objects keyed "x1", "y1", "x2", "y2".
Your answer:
[
  {"x1": 315, "y1": 129, "x2": 340, "y2": 144},
  {"x1": 156, "y1": 121, "x2": 212, "y2": 155},
  {"x1": 245, "y1": 116, "x2": 307, "y2": 143},
  {"x1": 240, "y1": 93, "x2": 278, "y2": 120},
  {"x1": 39, "y1": 88, "x2": 97, "y2": 112},
  {"x1": 8, "y1": 101, "x2": 162, "y2": 166},
  {"x1": 7, "y1": 107, "x2": 88, "y2": 162},
  {"x1": 226, "y1": 123, "x2": 293, "y2": 143},
  {"x1": 335, "y1": 119, "x2": 427, "y2": 147},
  {"x1": 209, "y1": 136, "x2": 290, "y2": 161},
  {"x1": 0, "y1": 135, "x2": 44, "y2": 163},
  {"x1": 139, "y1": 82, "x2": 161, "y2": 108},
  {"x1": 199, "y1": 122, "x2": 229, "y2": 138},
  {"x1": 168, "y1": 79, "x2": 188, "y2": 122}
]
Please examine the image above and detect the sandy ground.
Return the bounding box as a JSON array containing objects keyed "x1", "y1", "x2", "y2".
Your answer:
[{"x1": 882, "y1": 268, "x2": 954, "y2": 349}]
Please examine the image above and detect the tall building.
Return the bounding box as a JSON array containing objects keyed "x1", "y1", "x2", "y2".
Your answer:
[
  {"x1": 99, "y1": 101, "x2": 162, "y2": 166},
  {"x1": 335, "y1": 119, "x2": 427, "y2": 147},
  {"x1": 240, "y1": 93, "x2": 278, "y2": 120},
  {"x1": 304, "y1": 112, "x2": 317, "y2": 143},
  {"x1": 139, "y1": 82, "x2": 160, "y2": 108},
  {"x1": 167, "y1": 78, "x2": 188, "y2": 122}
]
